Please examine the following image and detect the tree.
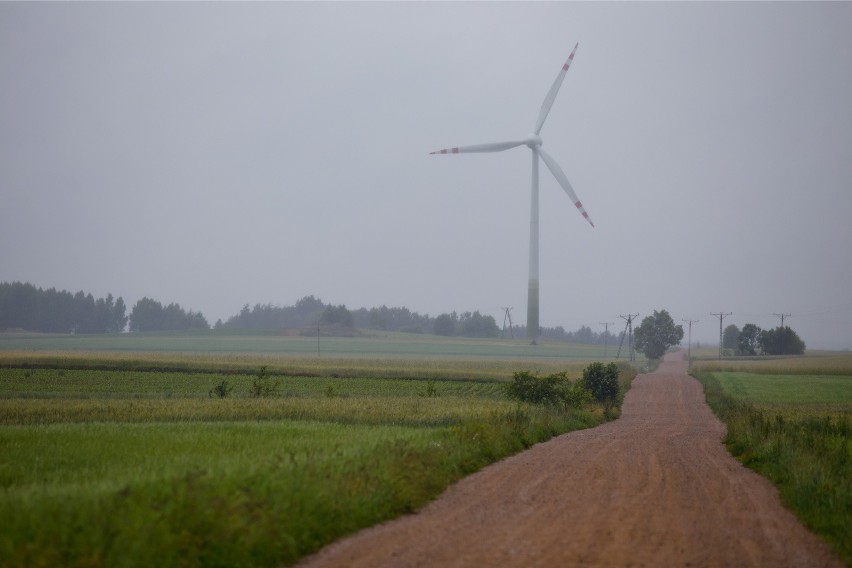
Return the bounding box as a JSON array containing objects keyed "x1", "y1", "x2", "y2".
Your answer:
[
  {"x1": 458, "y1": 311, "x2": 499, "y2": 338},
  {"x1": 737, "y1": 323, "x2": 762, "y2": 356},
  {"x1": 722, "y1": 324, "x2": 740, "y2": 350},
  {"x1": 128, "y1": 297, "x2": 209, "y2": 332},
  {"x1": 319, "y1": 304, "x2": 353, "y2": 328},
  {"x1": 759, "y1": 326, "x2": 805, "y2": 355},
  {"x1": 633, "y1": 309, "x2": 684, "y2": 360},
  {"x1": 128, "y1": 297, "x2": 163, "y2": 332},
  {"x1": 433, "y1": 312, "x2": 457, "y2": 336}
]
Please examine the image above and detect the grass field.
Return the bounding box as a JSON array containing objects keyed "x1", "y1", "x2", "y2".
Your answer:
[
  {"x1": 0, "y1": 330, "x2": 615, "y2": 360},
  {"x1": 692, "y1": 354, "x2": 851, "y2": 564},
  {"x1": 0, "y1": 330, "x2": 639, "y2": 382},
  {"x1": 0, "y1": 332, "x2": 637, "y2": 567}
]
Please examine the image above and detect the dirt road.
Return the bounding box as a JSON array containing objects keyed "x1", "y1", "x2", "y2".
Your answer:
[{"x1": 299, "y1": 352, "x2": 841, "y2": 567}]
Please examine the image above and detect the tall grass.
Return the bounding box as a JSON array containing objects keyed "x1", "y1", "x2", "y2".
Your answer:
[
  {"x1": 0, "y1": 406, "x2": 598, "y2": 567},
  {"x1": 695, "y1": 371, "x2": 851, "y2": 564}
]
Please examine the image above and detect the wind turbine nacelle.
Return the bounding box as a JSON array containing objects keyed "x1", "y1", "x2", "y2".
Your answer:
[{"x1": 524, "y1": 134, "x2": 543, "y2": 148}]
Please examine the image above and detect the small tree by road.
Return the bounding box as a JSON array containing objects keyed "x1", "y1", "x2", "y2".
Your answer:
[{"x1": 633, "y1": 309, "x2": 684, "y2": 360}]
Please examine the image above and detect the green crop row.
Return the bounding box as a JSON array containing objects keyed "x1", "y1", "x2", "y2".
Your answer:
[
  {"x1": 0, "y1": 396, "x2": 517, "y2": 427},
  {"x1": 0, "y1": 368, "x2": 505, "y2": 400},
  {"x1": 0, "y1": 349, "x2": 596, "y2": 381},
  {"x1": 0, "y1": 331, "x2": 612, "y2": 361}
]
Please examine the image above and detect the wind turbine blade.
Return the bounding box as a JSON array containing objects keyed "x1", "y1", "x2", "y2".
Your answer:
[
  {"x1": 430, "y1": 140, "x2": 526, "y2": 155},
  {"x1": 539, "y1": 147, "x2": 594, "y2": 228},
  {"x1": 533, "y1": 43, "x2": 578, "y2": 135}
]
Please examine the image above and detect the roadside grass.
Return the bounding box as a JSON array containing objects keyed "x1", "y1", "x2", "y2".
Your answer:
[
  {"x1": 0, "y1": 404, "x2": 598, "y2": 567},
  {"x1": 2, "y1": 408, "x2": 600, "y2": 567},
  {"x1": 694, "y1": 368, "x2": 851, "y2": 564},
  {"x1": 0, "y1": 353, "x2": 633, "y2": 566}
]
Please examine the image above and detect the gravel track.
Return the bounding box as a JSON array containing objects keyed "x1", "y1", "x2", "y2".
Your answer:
[{"x1": 298, "y1": 351, "x2": 841, "y2": 567}]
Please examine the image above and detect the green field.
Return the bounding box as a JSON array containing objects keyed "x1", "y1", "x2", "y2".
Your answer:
[
  {"x1": 0, "y1": 330, "x2": 614, "y2": 360},
  {"x1": 711, "y1": 372, "x2": 852, "y2": 416},
  {"x1": 0, "y1": 332, "x2": 635, "y2": 567},
  {"x1": 692, "y1": 354, "x2": 851, "y2": 564},
  {"x1": 0, "y1": 330, "x2": 635, "y2": 383}
]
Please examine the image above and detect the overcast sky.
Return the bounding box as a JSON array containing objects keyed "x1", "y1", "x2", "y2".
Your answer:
[{"x1": 2, "y1": 2, "x2": 851, "y2": 349}]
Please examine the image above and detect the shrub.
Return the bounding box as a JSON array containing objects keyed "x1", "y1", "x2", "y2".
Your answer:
[
  {"x1": 209, "y1": 380, "x2": 233, "y2": 399},
  {"x1": 581, "y1": 362, "x2": 620, "y2": 404},
  {"x1": 504, "y1": 371, "x2": 590, "y2": 409},
  {"x1": 249, "y1": 366, "x2": 280, "y2": 398},
  {"x1": 421, "y1": 379, "x2": 439, "y2": 398}
]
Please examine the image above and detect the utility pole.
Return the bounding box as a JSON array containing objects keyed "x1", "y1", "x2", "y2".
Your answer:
[
  {"x1": 710, "y1": 312, "x2": 732, "y2": 360},
  {"x1": 682, "y1": 319, "x2": 699, "y2": 361},
  {"x1": 501, "y1": 307, "x2": 515, "y2": 339},
  {"x1": 616, "y1": 313, "x2": 639, "y2": 362},
  {"x1": 599, "y1": 321, "x2": 614, "y2": 358},
  {"x1": 772, "y1": 313, "x2": 791, "y2": 354}
]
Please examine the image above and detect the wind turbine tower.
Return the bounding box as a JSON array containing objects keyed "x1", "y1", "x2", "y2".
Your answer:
[{"x1": 431, "y1": 44, "x2": 594, "y2": 343}]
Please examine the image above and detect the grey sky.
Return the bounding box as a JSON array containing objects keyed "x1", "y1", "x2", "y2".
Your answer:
[{"x1": 1, "y1": 2, "x2": 851, "y2": 348}]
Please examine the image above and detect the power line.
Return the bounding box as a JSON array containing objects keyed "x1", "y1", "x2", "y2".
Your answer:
[
  {"x1": 616, "y1": 313, "x2": 639, "y2": 362},
  {"x1": 772, "y1": 312, "x2": 791, "y2": 329},
  {"x1": 682, "y1": 319, "x2": 699, "y2": 361},
  {"x1": 710, "y1": 312, "x2": 732, "y2": 360},
  {"x1": 599, "y1": 321, "x2": 614, "y2": 358}
]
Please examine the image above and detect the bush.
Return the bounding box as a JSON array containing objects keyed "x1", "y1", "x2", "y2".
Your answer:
[
  {"x1": 504, "y1": 371, "x2": 591, "y2": 410},
  {"x1": 581, "y1": 362, "x2": 620, "y2": 404},
  {"x1": 209, "y1": 380, "x2": 233, "y2": 399},
  {"x1": 249, "y1": 366, "x2": 280, "y2": 398}
]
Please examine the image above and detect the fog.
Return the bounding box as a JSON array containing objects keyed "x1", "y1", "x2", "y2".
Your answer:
[{"x1": 2, "y1": 2, "x2": 851, "y2": 349}]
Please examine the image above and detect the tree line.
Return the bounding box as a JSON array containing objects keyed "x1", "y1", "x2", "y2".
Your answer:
[
  {"x1": 0, "y1": 282, "x2": 127, "y2": 333},
  {"x1": 722, "y1": 323, "x2": 805, "y2": 356},
  {"x1": 509, "y1": 324, "x2": 618, "y2": 344},
  {"x1": 128, "y1": 298, "x2": 209, "y2": 332},
  {"x1": 3, "y1": 281, "x2": 663, "y2": 344},
  {"x1": 217, "y1": 298, "x2": 501, "y2": 338},
  {"x1": 0, "y1": 282, "x2": 207, "y2": 334}
]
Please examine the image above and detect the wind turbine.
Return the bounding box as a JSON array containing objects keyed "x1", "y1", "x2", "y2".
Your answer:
[{"x1": 430, "y1": 43, "x2": 594, "y2": 343}]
